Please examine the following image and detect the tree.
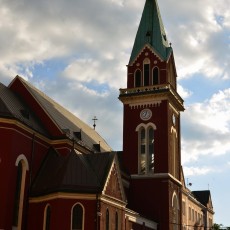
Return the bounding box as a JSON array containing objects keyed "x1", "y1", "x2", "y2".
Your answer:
[{"x1": 212, "y1": 223, "x2": 223, "y2": 230}]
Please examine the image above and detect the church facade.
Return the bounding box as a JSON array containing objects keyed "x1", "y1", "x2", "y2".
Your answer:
[{"x1": 0, "y1": 0, "x2": 214, "y2": 230}]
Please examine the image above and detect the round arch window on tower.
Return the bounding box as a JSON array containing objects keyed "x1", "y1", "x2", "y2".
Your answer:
[{"x1": 136, "y1": 123, "x2": 156, "y2": 174}]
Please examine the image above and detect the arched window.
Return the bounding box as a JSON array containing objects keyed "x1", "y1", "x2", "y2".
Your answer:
[
  {"x1": 13, "y1": 155, "x2": 29, "y2": 229},
  {"x1": 115, "y1": 212, "x2": 118, "y2": 230},
  {"x1": 72, "y1": 204, "x2": 84, "y2": 230},
  {"x1": 172, "y1": 193, "x2": 179, "y2": 230},
  {"x1": 144, "y1": 64, "x2": 150, "y2": 86},
  {"x1": 135, "y1": 70, "x2": 141, "y2": 87},
  {"x1": 148, "y1": 127, "x2": 154, "y2": 172},
  {"x1": 106, "y1": 209, "x2": 109, "y2": 230},
  {"x1": 136, "y1": 123, "x2": 156, "y2": 174},
  {"x1": 152, "y1": 67, "x2": 159, "y2": 85},
  {"x1": 143, "y1": 58, "x2": 150, "y2": 86},
  {"x1": 140, "y1": 127, "x2": 146, "y2": 173},
  {"x1": 13, "y1": 161, "x2": 22, "y2": 227},
  {"x1": 171, "y1": 127, "x2": 178, "y2": 178},
  {"x1": 44, "y1": 205, "x2": 51, "y2": 230}
]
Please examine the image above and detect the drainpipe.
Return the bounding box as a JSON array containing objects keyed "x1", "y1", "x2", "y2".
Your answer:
[{"x1": 96, "y1": 192, "x2": 102, "y2": 230}]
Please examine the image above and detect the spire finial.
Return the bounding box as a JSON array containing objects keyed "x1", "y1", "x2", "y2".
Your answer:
[{"x1": 92, "y1": 116, "x2": 98, "y2": 130}]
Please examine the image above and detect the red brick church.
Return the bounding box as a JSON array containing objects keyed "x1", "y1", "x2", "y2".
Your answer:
[{"x1": 0, "y1": 0, "x2": 214, "y2": 229}]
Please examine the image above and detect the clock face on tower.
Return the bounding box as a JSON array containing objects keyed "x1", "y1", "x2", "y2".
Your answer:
[{"x1": 140, "y1": 109, "x2": 152, "y2": 121}]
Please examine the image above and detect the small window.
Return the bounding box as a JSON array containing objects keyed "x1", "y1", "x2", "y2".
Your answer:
[
  {"x1": 72, "y1": 204, "x2": 84, "y2": 230},
  {"x1": 152, "y1": 67, "x2": 159, "y2": 85},
  {"x1": 115, "y1": 212, "x2": 118, "y2": 230},
  {"x1": 182, "y1": 201, "x2": 186, "y2": 216},
  {"x1": 106, "y1": 209, "x2": 109, "y2": 230},
  {"x1": 135, "y1": 70, "x2": 141, "y2": 87}
]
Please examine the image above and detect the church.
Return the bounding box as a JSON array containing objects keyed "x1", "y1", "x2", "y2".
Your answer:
[{"x1": 0, "y1": 0, "x2": 214, "y2": 229}]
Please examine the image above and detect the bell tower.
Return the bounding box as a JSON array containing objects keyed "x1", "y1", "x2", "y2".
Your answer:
[{"x1": 119, "y1": 0, "x2": 185, "y2": 229}]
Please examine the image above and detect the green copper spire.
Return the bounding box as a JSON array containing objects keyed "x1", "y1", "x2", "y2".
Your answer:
[{"x1": 129, "y1": 0, "x2": 172, "y2": 64}]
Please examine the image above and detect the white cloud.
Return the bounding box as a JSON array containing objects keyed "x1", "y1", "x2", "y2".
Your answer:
[
  {"x1": 1, "y1": 0, "x2": 230, "y2": 225},
  {"x1": 0, "y1": 0, "x2": 229, "y2": 156},
  {"x1": 182, "y1": 89, "x2": 230, "y2": 164},
  {"x1": 160, "y1": 0, "x2": 230, "y2": 80},
  {"x1": 62, "y1": 55, "x2": 127, "y2": 89},
  {"x1": 33, "y1": 76, "x2": 123, "y2": 150},
  {"x1": 183, "y1": 166, "x2": 212, "y2": 176},
  {"x1": 177, "y1": 84, "x2": 193, "y2": 99},
  {"x1": 0, "y1": 0, "x2": 229, "y2": 85}
]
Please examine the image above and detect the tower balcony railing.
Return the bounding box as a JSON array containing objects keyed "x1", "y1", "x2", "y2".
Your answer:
[{"x1": 119, "y1": 83, "x2": 184, "y2": 107}]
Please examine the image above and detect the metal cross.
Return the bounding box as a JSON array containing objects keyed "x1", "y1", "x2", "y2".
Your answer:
[{"x1": 92, "y1": 116, "x2": 98, "y2": 130}]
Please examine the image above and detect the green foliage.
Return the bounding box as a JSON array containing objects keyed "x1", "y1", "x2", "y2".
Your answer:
[
  {"x1": 212, "y1": 223, "x2": 230, "y2": 230},
  {"x1": 212, "y1": 223, "x2": 222, "y2": 230}
]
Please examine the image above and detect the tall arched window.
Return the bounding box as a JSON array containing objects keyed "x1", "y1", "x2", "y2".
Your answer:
[
  {"x1": 171, "y1": 127, "x2": 178, "y2": 178},
  {"x1": 44, "y1": 205, "x2": 51, "y2": 230},
  {"x1": 140, "y1": 127, "x2": 146, "y2": 173},
  {"x1": 172, "y1": 193, "x2": 179, "y2": 230},
  {"x1": 148, "y1": 127, "x2": 154, "y2": 172},
  {"x1": 135, "y1": 70, "x2": 141, "y2": 87},
  {"x1": 13, "y1": 155, "x2": 29, "y2": 230},
  {"x1": 72, "y1": 204, "x2": 84, "y2": 230},
  {"x1": 136, "y1": 123, "x2": 156, "y2": 174},
  {"x1": 143, "y1": 58, "x2": 150, "y2": 86},
  {"x1": 144, "y1": 64, "x2": 150, "y2": 86},
  {"x1": 115, "y1": 212, "x2": 118, "y2": 230},
  {"x1": 13, "y1": 161, "x2": 22, "y2": 227},
  {"x1": 152, "y1": 67, "x2": 159, "y2": 85},
  {"x1": 106, "y1": 209, "x2": 109, "y2": 230}
]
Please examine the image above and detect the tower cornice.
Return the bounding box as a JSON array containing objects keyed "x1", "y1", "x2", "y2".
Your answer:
[{"x1": 119, "y1": 83, "x2": 184, "y2": 111}]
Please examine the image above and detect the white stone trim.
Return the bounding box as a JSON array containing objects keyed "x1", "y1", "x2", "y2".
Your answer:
[
  {"x1": 125, "y1": 211, "x2": 158, "y2": 229},
  {"x1": 71, "y1": 203, "x2": 85, "y2": 230},
  {"x1": 15, "y1": 154, "x2": 29, "y2": 171}
]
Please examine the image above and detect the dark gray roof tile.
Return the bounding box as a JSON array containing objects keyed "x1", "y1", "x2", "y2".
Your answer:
[
  {"x1": 31, "y1": 149, "x2": 115, "y2": 196},
  {"x1": 16, "y1": 76, "x2": 111, "y2": 152}
]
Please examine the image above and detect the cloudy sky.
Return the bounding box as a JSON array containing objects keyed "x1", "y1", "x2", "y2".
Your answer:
[{"x1": 1, "y1": 0, "x2": 230, "y2": 226}]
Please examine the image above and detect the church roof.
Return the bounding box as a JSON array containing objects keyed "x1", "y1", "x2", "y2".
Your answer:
[
  {"x1": 192, "y1": 190, "x2": 212, "y2": 207},
  {"x1": 129, "y1": 0, "x2": 172, "y2": 64},
  {"x1": 5, "y1": 76, "x2": 111, "y2": 152},
  {"x1": 0, "y1": 82, "x2": 47, "y2": 135},
  {"x1": 31, "y1": 148, "x2": 116, "y2": 196}
]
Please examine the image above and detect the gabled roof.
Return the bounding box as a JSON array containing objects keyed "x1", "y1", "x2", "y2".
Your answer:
[
  {"x1": 8, "y1": 76, "x2": 111, "y2": 152},
  {"x1": 129, "y1": 0, "x2": 172, "y2": 64},
  {"x1": 31, "y1": 148, "x2": 117, "y2": 196},
  {"x1": 192, "y1": 190, "x2": 213, "y2": 208},
  {"x1": 0, "y1": 82, "x2": 47, "y2": 135}
]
